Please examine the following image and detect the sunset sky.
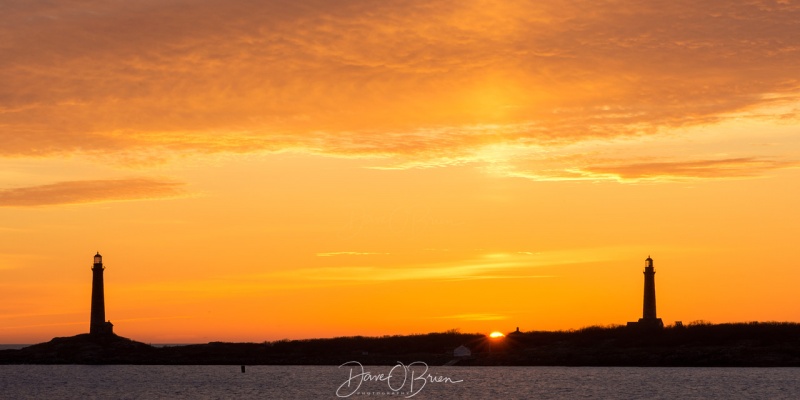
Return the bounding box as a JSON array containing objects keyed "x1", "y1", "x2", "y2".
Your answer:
[{"x1": 2, "y1": 0, "x2": 799, "y2": 344}]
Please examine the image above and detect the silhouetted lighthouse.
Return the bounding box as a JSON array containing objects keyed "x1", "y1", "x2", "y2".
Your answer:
[
  {"x1": 628, "y1": 256, "x2": 664, "y2": 329},
  {"x1": 642, "y1": 256, "x2": 657, "y2": 319},
  {"x1": 90, "y1": 252, "x2": 113, "y2": 335}
]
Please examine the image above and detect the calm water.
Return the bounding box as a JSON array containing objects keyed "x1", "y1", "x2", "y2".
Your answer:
[{"x1": 1, "y1": 365, "x2": 798, "y2": 399}]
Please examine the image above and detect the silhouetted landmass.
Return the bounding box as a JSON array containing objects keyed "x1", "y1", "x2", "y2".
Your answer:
[
  {"x1": 1, "y1": 333, "x2": 155, "y2": 364},
  {"x1": 2, "y1": 322, "x2": 800, "y2": 366}
]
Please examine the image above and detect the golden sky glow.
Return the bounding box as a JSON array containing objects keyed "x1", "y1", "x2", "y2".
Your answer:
[{"x1": 1, "y1": 0, "x2": 800, "y2": 343}]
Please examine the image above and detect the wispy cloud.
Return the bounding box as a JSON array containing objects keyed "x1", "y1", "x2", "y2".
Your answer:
[
  {"x1": 316, "y1": 252, "x2": 390, "y2": 257},
  {"x1": 1, "y1": 0, "x2": 799, "y2": 174},
  {"x1": 580, "y1": 158, "x2": 799, "y2": 181},
  {"x1": 436, "y1": 313, "x2": 509, "y2": 321},
  {"x1": 279, "y1": 265, "x2": 555, "y2": 282},
  {"x1": 107, "y1": 249, "x2": 614, "y2": 298},
  {"x1": 0, "y1": 178, "x2": 185, "y2": 207},
  {"x1": 506, "y1": 153, "x2": 799, "y2": 183},
  {"x1": 269, "y1": 251, "x2": 580, "y2": 283},
  {"x1": 0, "y1": 321, "x2": 85, "y2": 330},
  {"x1": 110, "y1": 316, "x2": 193, "y2": 323}
]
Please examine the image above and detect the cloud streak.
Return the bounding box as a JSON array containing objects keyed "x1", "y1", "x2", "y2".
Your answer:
[
  {"x1": 436, "y1": 313, "x2": 509, "y2": 321},
  {"x1": 0, "y1": 178, "x2": 185, "y2": 207},
  {"x1": 1, "y1": 0, "x2": 799, "y2": 178},
  {"x1": 265, "y1": 251, "x2": 578, "y2": 283},
  {"x1": 581, "y1": 158, "x2": 798, "y2": 181},
  {"x1": 507, "y1": 157, "x2": 799, "y2": 182},
  {"x1": 316, "y1": 252, "x2": 390, "y2": 257}
]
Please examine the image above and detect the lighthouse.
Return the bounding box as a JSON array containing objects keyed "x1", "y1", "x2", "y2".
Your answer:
[
  {"x1": 627, "y1": 256, "x2": 664, "y2": 329},
  {"x1": 89, "y1": 252, "x2": 114, "y2": 335},
  {"x1": 642, "y1": 256, "x2": 658, "y2": 320}
]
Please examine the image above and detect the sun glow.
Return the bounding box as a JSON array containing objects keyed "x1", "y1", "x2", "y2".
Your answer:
[{"x1": 489, "y1": 331, "x2": 505, "y2": 338}]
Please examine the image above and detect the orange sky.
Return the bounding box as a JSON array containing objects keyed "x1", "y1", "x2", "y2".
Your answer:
[{"x1": 1, "y1": 0, "x2": 799, "y2": 343}]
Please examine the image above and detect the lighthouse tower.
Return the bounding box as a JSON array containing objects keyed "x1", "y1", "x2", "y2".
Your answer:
[
  {"x1": 642, "y1": 256, "x2": 658, "y2": 320},
  {"x1": 89, "y1": 252, "x2": 114, "y2": 335},
  {"x1": 627, "y1": 256, "x2": 664, "y2": 329}
]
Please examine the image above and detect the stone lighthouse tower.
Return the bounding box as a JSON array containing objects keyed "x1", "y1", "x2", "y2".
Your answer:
[
  {"x1": 90, "y1": 252, "x2": 114, "y2": 335},
  {"x1": 642, "y1": 256, "x2": 657, "y2": 320},
  {"x1": 627, "y1": 256, "x2": 664, "y2": 329},
  {"x1": 636, "y1": 256, "x2": 663, "y2": 329}
]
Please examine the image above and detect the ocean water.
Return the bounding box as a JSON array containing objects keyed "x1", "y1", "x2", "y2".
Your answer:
[{"x1": 1, "y1": 365, "x2": 798, "y2": 399}]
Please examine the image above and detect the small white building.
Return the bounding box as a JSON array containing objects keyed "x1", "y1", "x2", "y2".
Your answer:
[{"x1": 453, "y1": 345, "x2": 471, "y2": 358}]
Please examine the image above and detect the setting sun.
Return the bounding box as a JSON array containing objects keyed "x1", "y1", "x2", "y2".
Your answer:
[{"x1": 489, "y1": 332, "x2": 505, "y2": 339}]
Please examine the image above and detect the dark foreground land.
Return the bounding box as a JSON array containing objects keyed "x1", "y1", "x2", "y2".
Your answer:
[{"x1": 2, "y1": 322, "x2": 800, "y2": 366}]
